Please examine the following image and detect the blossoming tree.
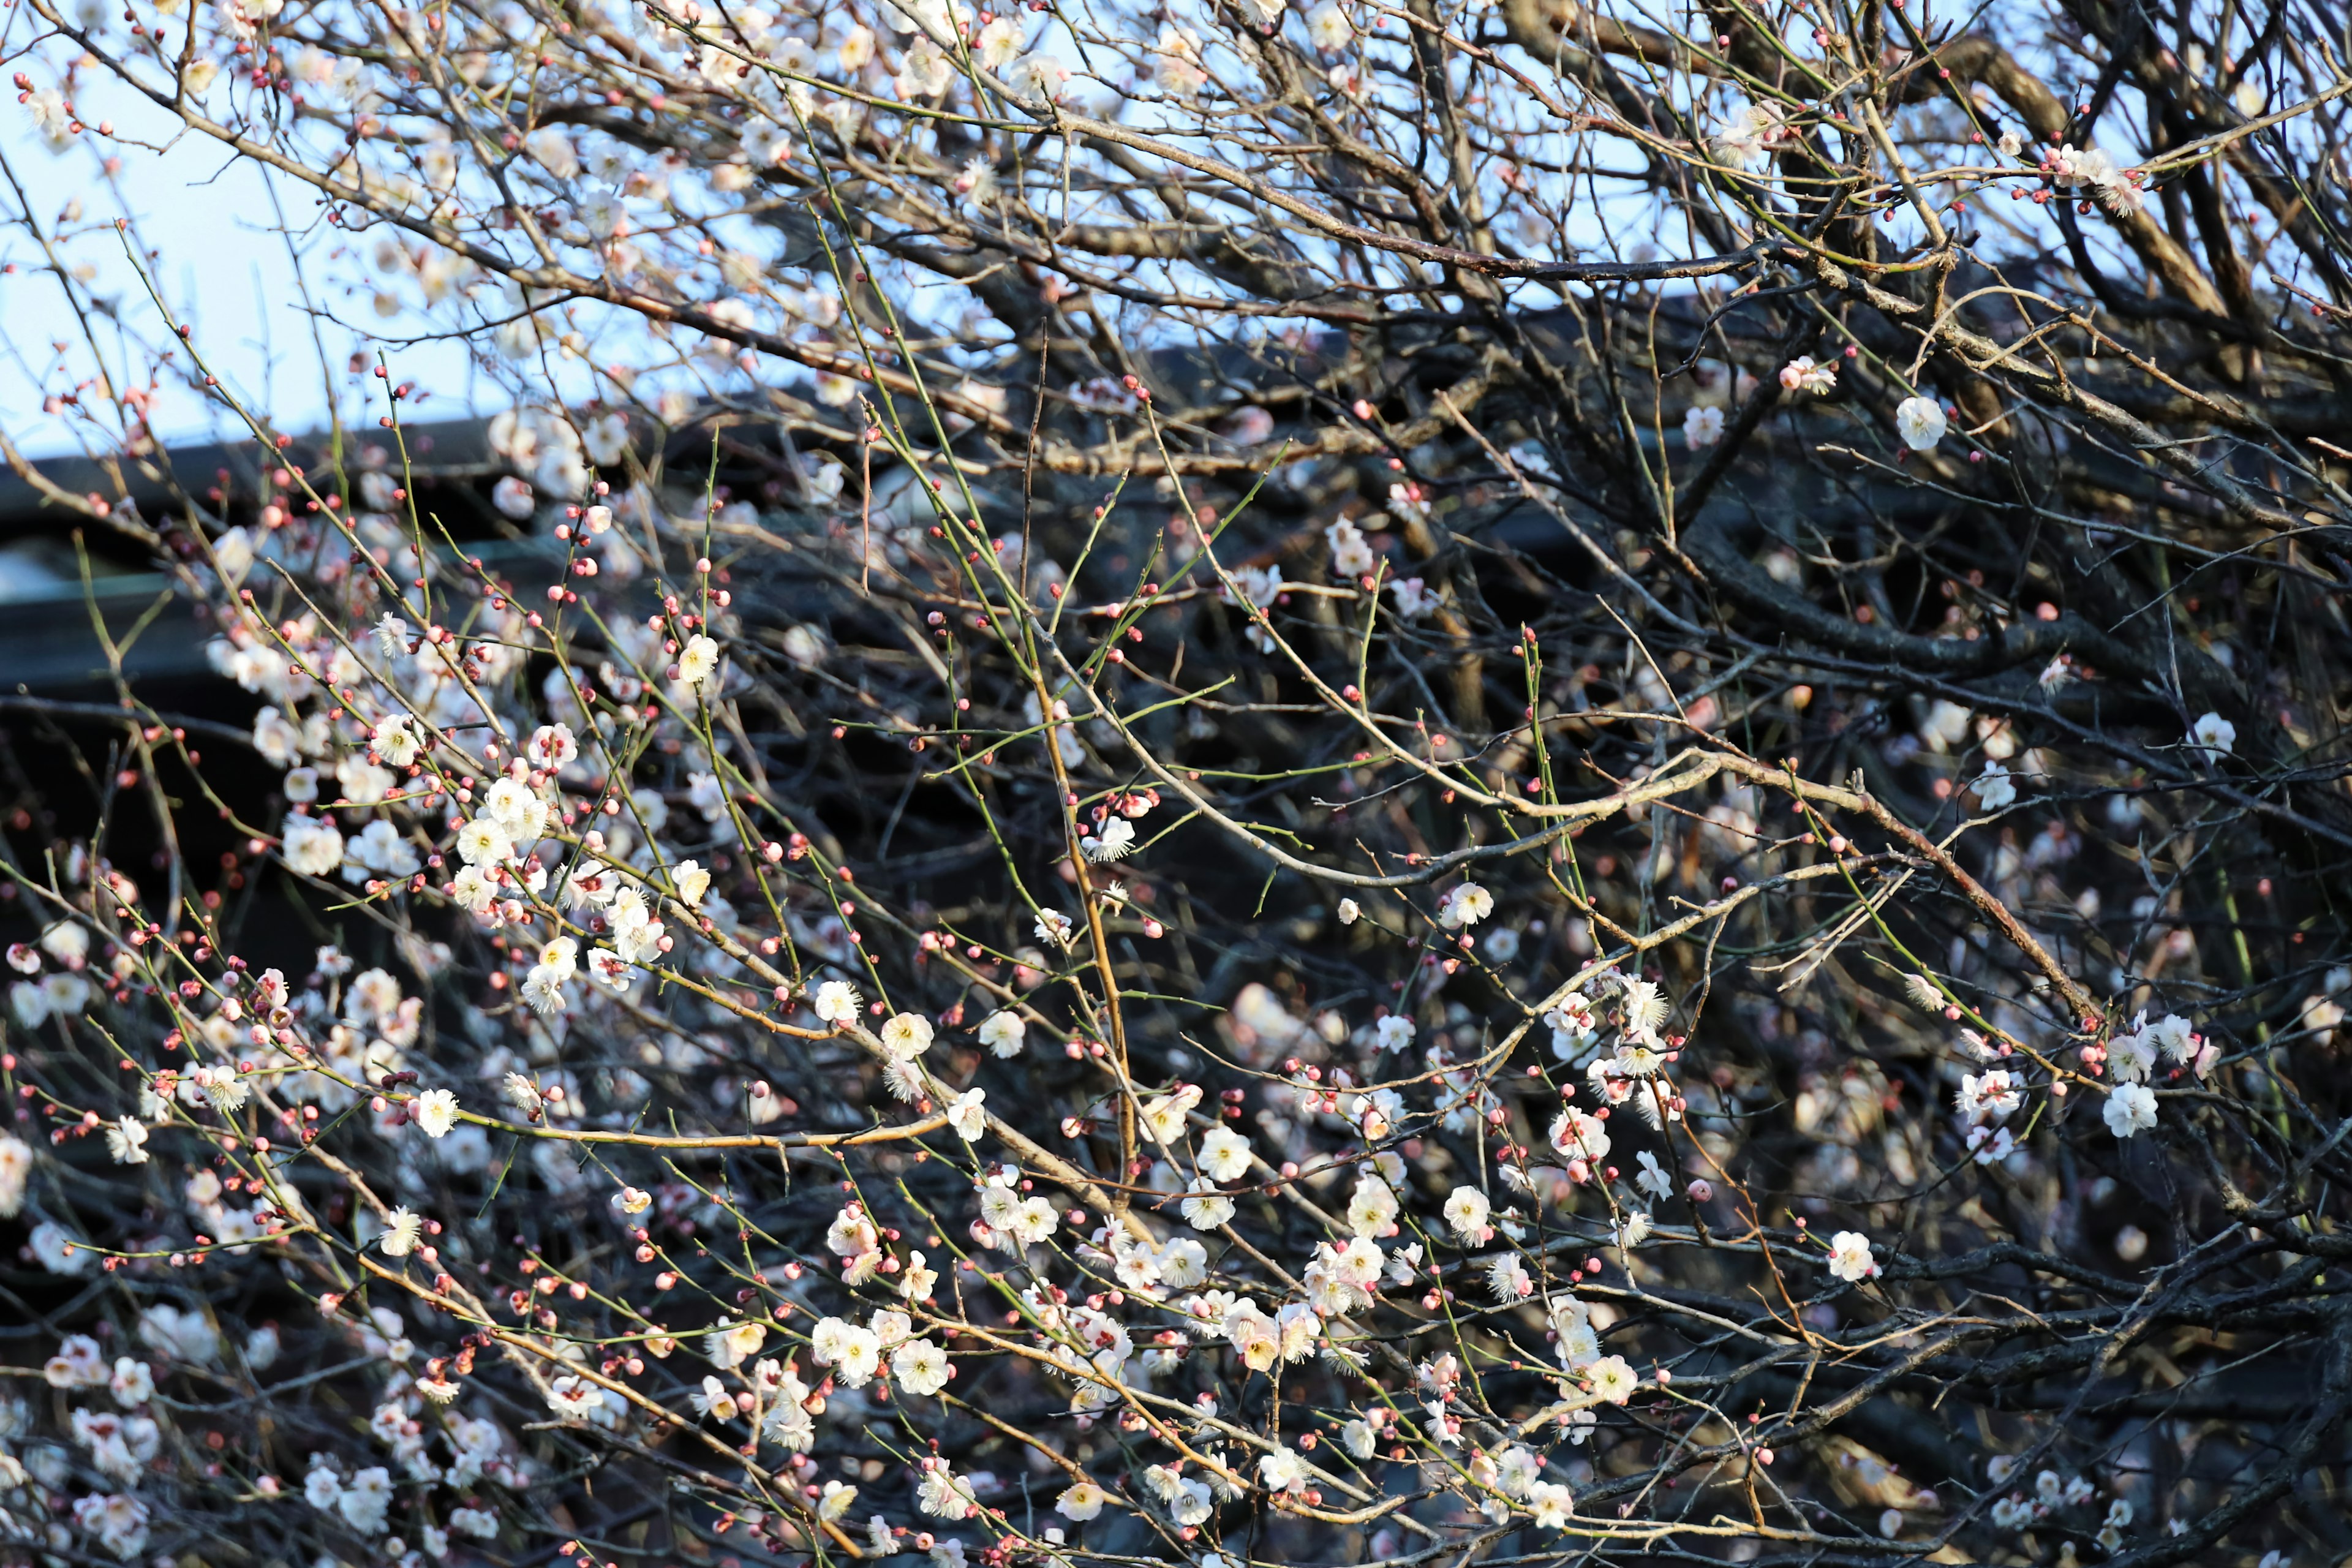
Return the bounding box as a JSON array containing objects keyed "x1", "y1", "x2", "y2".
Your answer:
[{"x1": 1, "y1": 0, "x2": 2349, "y2": 1561}]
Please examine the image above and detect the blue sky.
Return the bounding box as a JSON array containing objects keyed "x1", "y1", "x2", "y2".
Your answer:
[{"x1": 0, "y1": 85, "x2": 480, "y2": 461}]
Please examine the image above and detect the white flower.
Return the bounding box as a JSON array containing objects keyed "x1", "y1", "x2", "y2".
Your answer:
[
  {"x1": 527, "y1": 127, "x2": 579, "y2": 177},
  {"x1": 105, "y1": 1118, "x2": 148, "y2": 1165},
  {"x1": 1778, "y1": 355, "x2": 1838, "y2": 394},
  {"x1": 1442, "y1": 1186, "x2": 1491, "y2": 1242},
  {"x1": 1618, "y1": 982, "x2": 1675, "y2": 1044},
  {"x1": 1683, "y1": 404, "x2": 1725, "y2": 448},
  {"x1": 190, "y1": 1063, "x2": 247, "y2": 1112},
  {"x1": 454, "y1": 817, "x2": 513, "y2": 867},
  {"x1": 502, "y1": 1073, "x2": 549, "y2": 1119},
  {"x1": 1526, "y1": 1480, "x2": 1577, "y2": 1527},
  {"x1": 1895, "y1": 395, "x2": 1947, "y2": 451},
  {"x1": 1085, "y1": 817, "x2": 1136, "y2": 862},
  {"x1": 1181, "y1": 1177, "x2": 1236, "y2": 1231},
  {"x1": 527, "y1": 723, "x2": 578, "y2": 769},
  {"x1": 0, "y1": 1133, "x2": 28, "y2": 1218},
  {"x1": 1157, "y1": 1235, "x2": 1209, "y2": 1288},
  {"x1": 673, "y1": 859, "x2": 710, "y2": 905},
  {"x1": 1634, "y1": 1148, "x2": 1673, "y2": 1199},
  {"x1": 1550, "y1": 1106, "x2": 1611, "y2": 1165},
  {"x1": 1826, "y1": 1231, "x2": 1877, "y2": 1283},
  {"x1": 1496, "y1": 1446, "x2": 1544, "y2": 1498},
  {"x1": 676, "y1": 635, "x2": 722, "y2": 695},
  {"x1": 881, "y1": 1011, "x2": 935, "y2": 1060},
  {"x1": 978, "y1": 1010, "x2": 1026, "y2": 1057},
  {"x1": 2190, "y1": 712, "x2": 2236, "y2": 755},
  {"x1": 379, "y1": 1208, "x2": 424, "y2": 1257},
  {"x1": 1967, "y1": 1124, "x2": 2016, "y2": 1165},
  {"x1": 1258, "y1": 1446, "x2": 1307, "y2": 1493},
  {"x1": 371, "y1": 715, "x2": 423, "y2": 766},
  {"x1": 450, "y1": 1507, "x2": 499, "y2": 1540},
  {"x1": 413, "y1": 1088, "x2": 459, "y2": 1137},
  {"x1": 282, "y1": 815, "x2": 345, "y2": 876},
  {"x1": 2146, "y1": 1014, "x2": 2197, "y2": 1062},
  {"x1": 891, "y1": 1338, "x2": 952, "y2": 1396},
  {"x1": 951, "y1": 153, "x2": 998, "y2": 205},
  {"x1": 31, "y1": 1219, "x2": 92, "y2": 1274},
  {"x1": 482, "y1": 775, "x2": 548, "y2": 840},
  {"x1": 521, "y1": 956, "x2": 571, "y2": 1016},
  {"x1": 1055, "y1": 1481, "x2": 1108, "y2": 1521},
  {"x1": 1007, "y1": 50, "x2": 1069, "y2": 101},
  {"x1": 1306, "y1": 1, "x2": 1351, "y2": 49},
  {"x1": 1957, "y1": 1071, "x2": 2021, "y2": 1123},
  {"x1": 46, "y1": 1334, "x2": 106, "y2": 1386},
  {"x1": 916, "y1": 1463, "x2": 976, "y2": 1520},
  {"x1": 1325, "y1": 519, "x2": 1374, "y2": 578},
  {"x1": 813, "y1": 1319, "x2": 883, "y2": 1387},
  {"x1": 1972, "y1": 761, "x2": 2018, "y2": 811},
  {"x1": 1390, "y1": 576, "x2": 1438, "y2": 617},
  {"x1": 1336, "y1": 897, "x2": 1361, "y2": 924},
  {"x1": 2105, "y1": 1081, "x2": 2158, "y2": 1139},
  {"x1": 948, "y1": 1088, "x2": 987, "y2": 1140},
  {"x1": 1198, "y1": 1125, "x2": 1253, "y2": 1181},
  {"x1": 1345, "y1": 1172, "x2": 1398, "y2": 1237},
  {"x1": 708, "y1": 1319, "x2": 769, "y2": 1370},
  {"x1": 812, "y1": 979, "x2": 861, "y2": 1024},
  {"x1": 1997, "y1": 129, "x2": 2023, "y2": 157},
  {"x1": 692, "y1": 1374, "x2": 734, "y2": 1418},
  {"x1": 1167, "y1": 1476, "x2": 1214, "y2": 1525},
  {"x1": 491, "y1": 476, "x2": 537, "y2": 519},
  {"x1": 1155, "y1": 25, "x2": 1208, "y2": 94},
  {"x1": 973, "y1": 13, "x2": 1023, "y2": 68},
  {"x1": 1117, "y1": 1085, "x2": 1186, "y2": 1148},
  {"x1": 1487, "y1": 1253, "x2": 1534, "y2": 1300},
  {"x1": 373, "y1": 613, "x2": 412, "y2": 656},
  {"x1": 1438, "y1": 882, "x2": 1493, "y2": 929},
  {"x1": 1710, "y1": 99, "x2": 1786, "y2": 164},
  {"x1": 1585, "y1": 1353, "x2": 1638, "y2": 1404},
  {"x1": 1035, "y1": 909, "x2": 1075, "y2": 949}
]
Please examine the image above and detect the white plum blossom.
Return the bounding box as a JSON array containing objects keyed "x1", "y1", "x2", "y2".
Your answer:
[
  {"x1": 105, "y1": 1118, "x2": 148, "y2": 1165},
  {"x1": 978, "y1": 1010, "x2": 1027, "y2": 1057},
  {"x1": 1442, "y1": 1185, "x2": 1491, "y2": 1242},
  {"x1": 813, "y1": 980, "x2": 861, "y2": 1024},
  {"x1": 1438, "y1": 882, "x2": 1493, "y2": 928},
  {"x1": 1084, "y1": 817, "x2": 1136, "y2": 861},
  {"x1": 1779, "y1": 356, "x2": 1838, "y2": 394},
  {"x1": 1057, "y1": 1481, "x2": 1108, "y2": 1520},
  {"x1": 1895, "y1": 396, "x2": 1948, "y2": 451},
  {"x1": 1826, "y1": 1231, "x2": 1879, "y2": 1283},
  {"x1": 948, "y1": 1089, "x2": 987, "y2": 1140},
  {"x1": 881, "y1": 1012, "x2": 936, "y2": 1059},
  {"x1": 1585, "y1": 1354, "x2": 1638, "y2": 1403},
  {"x1": 1711, "y1": 100, "x2": 1787, "y2": 164},
  {"x1": 1972, "y1": 761, "x2": 2018, "y2": 811},
  {"x1": 2105, "y1": 1082, "x2": 2159, "y2": 1138},
  {"x1": 412, "y1": 1088, "x2": 460, "y2": 1137}
]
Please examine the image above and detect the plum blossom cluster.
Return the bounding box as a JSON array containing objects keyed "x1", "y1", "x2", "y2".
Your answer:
[{"x1": 0, "y1": 0, "x2": 2343, "y2": 1555}]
